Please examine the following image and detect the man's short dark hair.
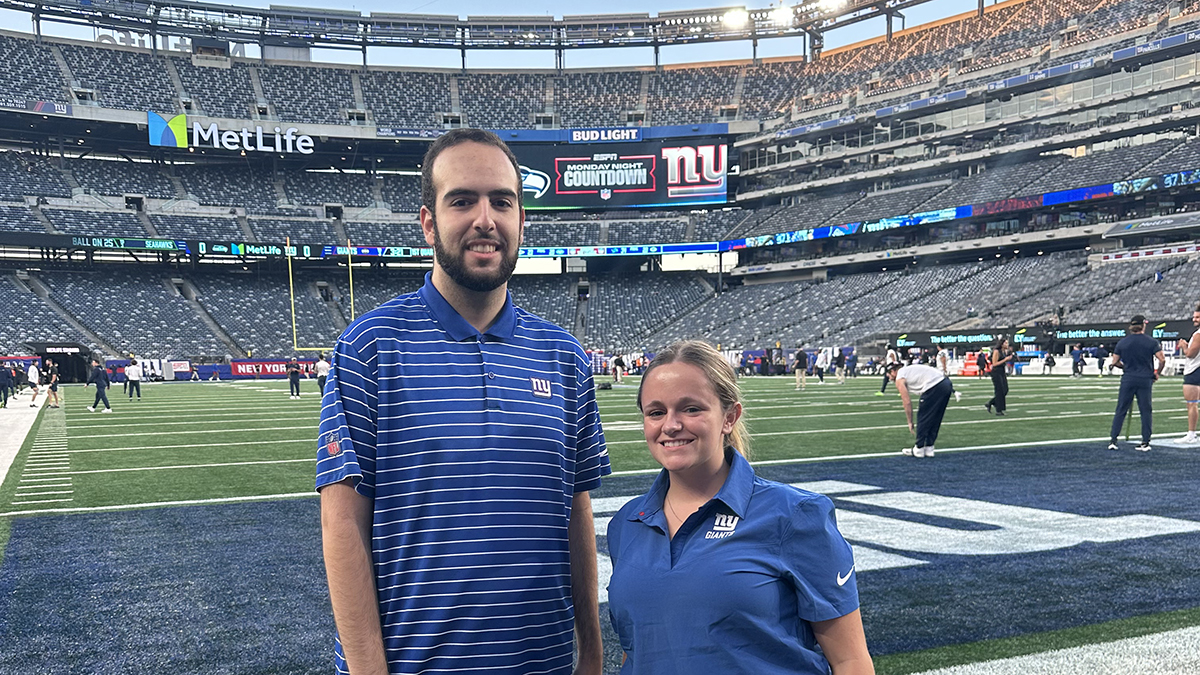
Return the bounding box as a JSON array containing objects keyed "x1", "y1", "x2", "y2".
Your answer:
[
  {"x1": 421, "y1": 129, "x2": 523, "y2": 215},
  {"x1": 886, "y1": 362, "x2": 903, "y2": 373}
]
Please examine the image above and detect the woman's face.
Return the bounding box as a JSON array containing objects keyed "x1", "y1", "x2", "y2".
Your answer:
[
  {"x1": 640, "y1": 361, "x2": 740, "y2": 475},
  {"x1": 1001, "y1": 339, "x2": 1010, "y2": 350}
]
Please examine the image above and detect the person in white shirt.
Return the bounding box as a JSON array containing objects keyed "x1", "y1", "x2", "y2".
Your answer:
[
  {"x1": 26, "y1": 362, "x2": 40, "y2": 408},
  {"x1": 877, "y1": 344, "x2": 900, "y2": 396},
  {"x1": 314, "y1": 354, "x2": 331, "y2": 394},
  {"x1": 937, "y1": 348, "x2": 951, "y2": 375},
  {"x1": 125, "y1": 359, "x2": 143, "y2": 400},
  {"x1": 814, "y1": 347, "x2": 830, "y2": 384},
  {"x1": 887, "y1": 362, "x2": 961, "y2": 458},
  {"x1": 1176, "y1": 304, "x2": 1200, "y2": 444}
]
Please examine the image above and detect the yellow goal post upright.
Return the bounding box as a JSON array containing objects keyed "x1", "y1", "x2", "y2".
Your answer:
[{"x1": 285, "y1": 235, "x2": 339, "y2": 355}]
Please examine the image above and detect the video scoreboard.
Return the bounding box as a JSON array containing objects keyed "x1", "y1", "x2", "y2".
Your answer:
[{"x1": 514, "y1": 136, "x2": 729, "y2": 211}]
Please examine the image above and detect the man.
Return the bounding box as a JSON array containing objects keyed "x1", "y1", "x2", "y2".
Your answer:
[
  {"x1": 937, "y1": 347, "x2": 951, "y2": 375},
  {"x1": 314, "y1": 353, "x2": 330, "y2": 394},
  {"x1": 1071, "y1": 343, "x2": 1085, "y2": 377},
  {"x1": 26, "y1": 360, "x2": 40, "y2": 408},
  {"x1": 834, "y1": 347, "x2": 847, "y2": 384},
  {"x1": 793, "y1": 346, "x2": 808, "y2": 390},
  {"x1": 286, "y1": 357, "x2": 302, "y2": 399},
  {"x1": 46, "y1": 359, "x2": 61, "y2": 408},
  {"x1": 86, "y1": 356, "x2": 113, "y2": 413},
  {"x1": 1176, "y1": 304, "x2": 1200, "y2": 444},
  {"x1": 1095, "y1": 344, "x2": 1109, "y2": 377},
  {"x1": 877, "y1": 343, "x2": 900, "y2": 395},
  {"x1": 888, "y1": 361, "x2": 961, "y2": 458},
  {"x1": 125, "y1": 358, "x2": 143, "y2": 400},
  {"x1": 975, "y1": 350, "x2": 988, "y2": 379},
  {"x1": 847, "y1": 347, "x2": 858, "y2": 377},
  {"x1": 612, "y1": 353, "x2": 626, "y2": 383},
  {"x1": 0, "y1": 362, "x2": 10, "y2": 408},
  {"x1": 317, "y1": 129, "x2": 611, "y2": 675},
  {"x1": 1108, "y1": 315, "x2": 1166, "y2": 451}
]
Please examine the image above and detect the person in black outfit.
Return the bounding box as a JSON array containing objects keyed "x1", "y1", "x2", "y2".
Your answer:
[
  {"x1": 1108, "y1": 315, "x2": 1166, "y2": 451},
  {"x1": 0, "y1": 362, "x2": 10, "y2": 408},
  {"x1": 975, "y1": 351, "x2": 988, "y2": 379},
  {"x1": 986, "y1": 338, "x2": 1013, "y2": 416},
  {"x1": 86, "y1": 357, "x2": 112, "y2": 413},
  {"x1": 287, "y1": 357, "x2": 302, "y2": 399}
]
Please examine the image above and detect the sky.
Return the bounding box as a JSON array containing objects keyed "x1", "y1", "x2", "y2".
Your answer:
[{"x1": 0, "y1": 0, "x2": 985, "y2": 70}]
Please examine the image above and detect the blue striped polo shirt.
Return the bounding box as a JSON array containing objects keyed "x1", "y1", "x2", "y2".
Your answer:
[{"x1": 316, "y1": 272, "x2": 611, "y2": 675}]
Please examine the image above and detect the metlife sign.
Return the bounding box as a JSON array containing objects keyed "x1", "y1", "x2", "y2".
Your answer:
[{"x1": 147, "y1": 112, "x2": 315, "y2": 154}]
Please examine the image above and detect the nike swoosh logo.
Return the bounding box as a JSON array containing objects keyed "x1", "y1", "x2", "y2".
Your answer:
[{"x1": 837, "y1": 568, "x2": 854, "y2": 586}]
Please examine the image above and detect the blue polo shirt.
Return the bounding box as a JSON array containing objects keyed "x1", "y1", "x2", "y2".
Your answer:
[
  {"x1": 1114, "y1": 332, "x2": 1161, "y2": 379},
  {"x1": 607, "y1": 451, "x2": 858, "y2": 675},
  {"x1": 316, "y1": 272, "x2": 611, "y2": 675}
]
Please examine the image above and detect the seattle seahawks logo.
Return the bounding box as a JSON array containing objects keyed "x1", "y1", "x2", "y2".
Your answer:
[{"x1": 521, "y1": 166, "x2": 550, "y2": 199}]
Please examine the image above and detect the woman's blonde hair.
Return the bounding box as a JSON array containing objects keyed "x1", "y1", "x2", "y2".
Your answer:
[{"x1": 636, "y1": 340, "x2": 750, "y2": 458}]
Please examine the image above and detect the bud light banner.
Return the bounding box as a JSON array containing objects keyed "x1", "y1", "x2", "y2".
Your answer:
[{"x1": 515, "y1": 137, "x2": 728, "y2": 210}]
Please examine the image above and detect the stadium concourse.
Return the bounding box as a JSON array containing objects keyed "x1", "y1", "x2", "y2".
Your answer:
[{"x1": 5, "y1": 0, "x2": 1200, "y2": 671}]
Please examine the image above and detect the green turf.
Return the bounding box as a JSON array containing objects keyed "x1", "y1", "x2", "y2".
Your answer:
[
  {"x1": 2, "y1": 374, "x2": 1185, "y2": 511},
  {"x1": 872, "y1": 606, "x2": 1200, "y2": 674}
]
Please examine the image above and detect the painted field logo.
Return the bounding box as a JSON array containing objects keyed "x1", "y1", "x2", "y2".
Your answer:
[{"x1": 148, "y1": 112, "x2": 187, "y2": 148}]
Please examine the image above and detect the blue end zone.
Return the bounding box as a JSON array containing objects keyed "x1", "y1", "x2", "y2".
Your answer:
[
  {"x1": 0, "y1": 499, "x2": 333, "y2": 674},
  {"x1": 1, "y1": 444, "x2": 1196, "y2": 673}
]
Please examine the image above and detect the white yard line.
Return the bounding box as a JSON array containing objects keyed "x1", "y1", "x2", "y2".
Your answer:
[
  {"x1": 0, "y1": 491, "x2": 315, "y2": 517},
  {"x1": 0, "y1": 399, "x2": 45, "y2": 487}
]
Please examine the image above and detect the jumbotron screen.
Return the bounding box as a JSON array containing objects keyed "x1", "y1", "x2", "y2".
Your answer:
[{"x1": 515, "y1": 137, "x2": 728, "y2": 210}]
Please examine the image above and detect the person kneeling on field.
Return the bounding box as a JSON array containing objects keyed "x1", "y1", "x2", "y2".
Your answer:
[{"x1": 887, "y1": 362, "x2": 959, "y2": 458}]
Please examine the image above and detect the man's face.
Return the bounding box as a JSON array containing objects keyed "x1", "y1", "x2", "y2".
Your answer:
[
  {"x1": 420, "y1": 142, "x2": 523, "y2": 294},
  {"x1": 1193, "y1": 311, "x2": 1200, "y2": 327}
]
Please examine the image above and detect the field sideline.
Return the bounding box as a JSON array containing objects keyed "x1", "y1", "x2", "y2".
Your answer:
[{"x1": 1, "y1": 374, "x2": 1198, "y2": 673}]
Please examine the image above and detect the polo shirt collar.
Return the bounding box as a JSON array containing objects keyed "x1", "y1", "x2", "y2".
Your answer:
[
  {"x1": 417, "y1": 271, "x2": 516, "y2": 341},
  {"x1": 626, "y1": 447, "x2": 754, "y2": 523}
]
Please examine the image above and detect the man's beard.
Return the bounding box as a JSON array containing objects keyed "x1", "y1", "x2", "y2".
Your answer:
[{"x1": 431, "y1": 217, "x2": 519, "y2": 293}]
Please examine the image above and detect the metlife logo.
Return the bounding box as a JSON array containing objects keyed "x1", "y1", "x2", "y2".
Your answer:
[{"x1": 147, "y1": 112, "x2": 315, "y2": 154}]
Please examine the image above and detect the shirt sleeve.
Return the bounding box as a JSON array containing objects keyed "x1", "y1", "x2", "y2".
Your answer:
[
  {"x1": 572, "y1": 344, "x2": 612, "y2": 493},
  {"x1": 781, "y1": 494, "x2": 860, "y2": 623},
  {"x1": 315, "y1": 325, "x2": 379, "y2": 497}
]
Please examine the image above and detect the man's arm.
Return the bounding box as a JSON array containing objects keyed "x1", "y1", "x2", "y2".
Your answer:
[
  {"x1": 1182, "y1": 334, "x2": 1200, "y2": 360},
  {"x1": 896, "y1": 379, "x2": 914, "y2": 432},
  {"x1": 568, "y1": 491, "x2": 602, "y2": 675},
  {"x1": 321, "y1": 479, "x2": 389, "y2": 675},
  {"x1": 1155, "y1": 350, "x2": 1166, "y2": 379}
]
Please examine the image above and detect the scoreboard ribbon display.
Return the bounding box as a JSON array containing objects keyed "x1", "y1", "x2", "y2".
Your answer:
[{"x1": 515, "y1": 137, "x2": 728, "y2": 210}]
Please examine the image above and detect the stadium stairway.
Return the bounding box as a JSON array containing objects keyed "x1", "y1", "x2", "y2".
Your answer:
[
  {"x1": 172, "y1": 277, "x2": 246, "y2": 358},
  {"x1": 23, "y1": 273, "x2": 118, "y2": 357}
]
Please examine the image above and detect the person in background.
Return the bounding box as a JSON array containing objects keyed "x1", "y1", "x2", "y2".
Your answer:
[
  {"x1": 125, "y1": 358, "x2": 143, "y2": 401},
  {"x1": 86, "y1": 356, "x2": 112, "y2": 413},
  {"x1": 794, "y1": 346, "x2": 808, "y2": 391},
  {"x1": 287, "y1": 357, "x2": 302, "y2": 399},
  {"x1": 26, "y1": 360, "x2": 40, "y2": 408},
  {"x1": 878, "y1": 343, "x2": 900, "y2": 395},
  {"x1": 1176, "y1": 304, "x2": 1200, "y2": 444},
  {"x1": 608, "y1": 340, "x2": 872, "y2": 674},
  {"x1": 887, "y1": 361, "x2": 960, "y2": 458},
  {"x1": 44, "y1": 359, "x2": 61, "y2": 408},
  {"x1": 1108, "y1": 315, "x2": 1166, "y2": 451},
  {"x1": 975, "y1": 350, "x2": 988, "y2": 379},
  {"x1": 986, "y1": 338, "x2": 1013, "y2": 416},
  {"x1": 314, "y1": 353, "x2": 330, "y2": 394},
  {"x1": 0, "y1": 362, "x2": 10, "y2": 409}
]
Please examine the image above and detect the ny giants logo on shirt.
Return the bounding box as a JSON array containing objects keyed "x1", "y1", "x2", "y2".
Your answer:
[
  {"x1": 530, "y1": 377, "x2": 553, "y2": 399},
  {"x1": 705, "y1": 513, "x2": 739, "y2": 539}
]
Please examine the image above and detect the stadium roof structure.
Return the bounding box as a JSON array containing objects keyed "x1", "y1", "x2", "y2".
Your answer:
[{"x1": 0, "y1": 0, "x2": 938, "y2": 57}]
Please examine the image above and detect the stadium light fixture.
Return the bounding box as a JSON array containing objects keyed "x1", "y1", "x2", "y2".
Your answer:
[
  {"x1": 771, "y1": 6, "x2": 793, "y2": 26},
  {"x1": 819, "y1": 0, "x2": 847, "y2": 11},
  {"x1": 723, "y1": 9, "x2": 748, "y2": 28}
]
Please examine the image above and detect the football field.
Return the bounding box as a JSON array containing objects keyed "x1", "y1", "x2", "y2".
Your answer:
[{"x1": 1, "y1": 373, "x2": 1198, "y2": 673}]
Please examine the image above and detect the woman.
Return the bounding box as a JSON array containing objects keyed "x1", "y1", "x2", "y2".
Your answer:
[
  {"x1": 607, "y1": 340, "x2": 873, "y2": 675},
  {"x1": 986, "y1": 338, "x2": 1013, "y2": 416}
]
